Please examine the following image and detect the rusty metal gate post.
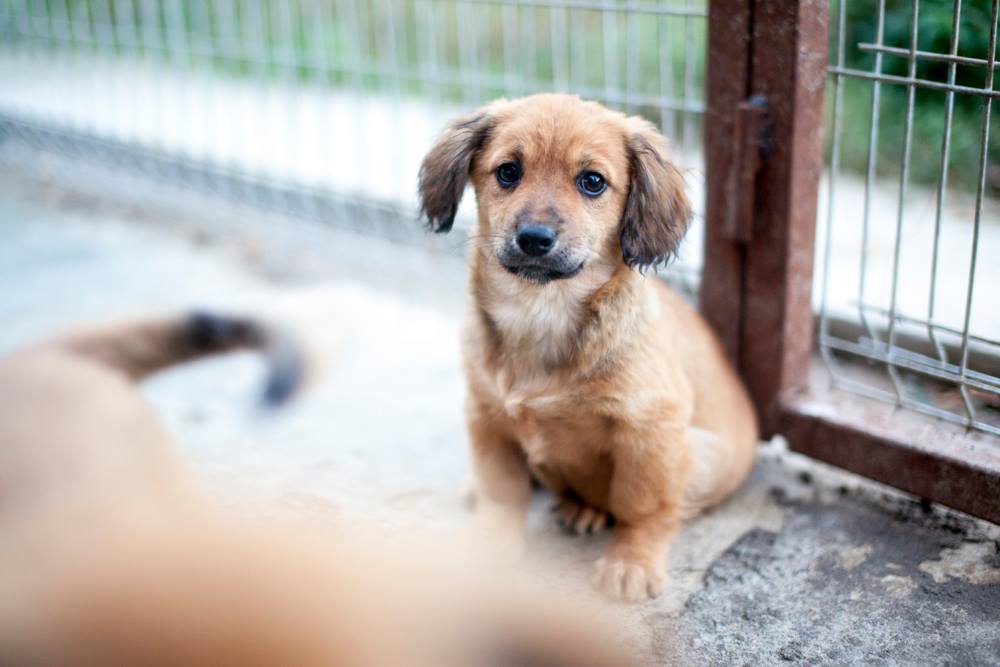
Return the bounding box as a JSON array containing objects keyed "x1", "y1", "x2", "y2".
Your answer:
[
  {"x1": 702, "y1": 0, "x2": 1000, "y2": 525},
  {"x1": 702, "y1": 0, "x2": 829, "y2": 436}
]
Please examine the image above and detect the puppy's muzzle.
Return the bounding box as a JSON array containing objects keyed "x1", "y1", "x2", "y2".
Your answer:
[
  {"x1": 515, "y1": 225, "x2": 556, "y2": 257},
  {"x1": 499, "y1": 223, "x2": 585, "y2": 285}
]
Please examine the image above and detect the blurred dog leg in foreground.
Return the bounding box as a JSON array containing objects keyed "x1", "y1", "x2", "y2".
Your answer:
[{"x1": 0, "y1": 312, "x2": 637, "y2": 667}]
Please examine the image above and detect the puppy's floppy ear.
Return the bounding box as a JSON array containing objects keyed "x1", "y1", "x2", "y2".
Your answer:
[
  {"x1": 418, "y1": 108, "x2": 495, "y2": 233},
  {"x1": 620, "y1": 118, "x2": 692, "y2": 270}
]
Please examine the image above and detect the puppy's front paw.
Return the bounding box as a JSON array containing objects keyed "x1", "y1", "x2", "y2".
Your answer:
[
  {"x1": 551, "y1": 495, "x2": 611, "y2": 535},
  {"x1": 590, "y1": 556, "x2": 664, "y2": 602}
]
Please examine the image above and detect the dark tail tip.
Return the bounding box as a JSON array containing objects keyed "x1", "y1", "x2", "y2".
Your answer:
[
  {"x1": 185, "y1": 311, "x2": 305, "y2": 408},
  {"x1": 258, "y1": 337, "x2": 304, "y2": 409},
  {"x1": 187, "y1": 311, "x2": 259, "y2": 350}
]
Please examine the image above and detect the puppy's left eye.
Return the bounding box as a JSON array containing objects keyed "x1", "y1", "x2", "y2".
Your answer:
[
  {"x1": 496, "y1": 162, "x2": 522, "y2": 188},
  {"x1": 576, "y1": 172, "x2": 606, "y2": 197}
]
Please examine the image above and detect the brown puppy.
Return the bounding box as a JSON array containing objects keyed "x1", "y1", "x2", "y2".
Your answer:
[
  {"x1": 0, "y1": 314, "x2": 636, "y2": 666},
  {"x1": 419, "y1": 94, "x2": 759, "y2": 602},
  {"x1": 2, "y1": 503, "x2": 635, "y2": 667}
]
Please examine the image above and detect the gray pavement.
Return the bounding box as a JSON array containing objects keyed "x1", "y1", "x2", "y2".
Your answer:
[{"x1": 1, "y1": 171, "x2": 998, "y2": 666}]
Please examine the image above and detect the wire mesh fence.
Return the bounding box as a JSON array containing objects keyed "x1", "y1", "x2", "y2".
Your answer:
[
  {"x1": 0, "y1": 0, "x2": 708, "y2": 286},
  {"x1": 818, "y1": 0, "x2": 1000, "y2": 435}
]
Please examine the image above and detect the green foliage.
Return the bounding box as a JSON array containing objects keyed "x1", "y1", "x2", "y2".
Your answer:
[{"x1": 833, "y1": 0, "x2": 998, "y2": 194}]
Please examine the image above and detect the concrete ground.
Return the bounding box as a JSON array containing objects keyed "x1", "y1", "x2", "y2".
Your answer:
[{"x1": 1, "y1": 169, "x2": 998, "y2": 665}]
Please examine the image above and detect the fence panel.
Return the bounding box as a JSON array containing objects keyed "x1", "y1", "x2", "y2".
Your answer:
[{"x1": 0, "y1": 0, "x2": 708, "y2": 288}]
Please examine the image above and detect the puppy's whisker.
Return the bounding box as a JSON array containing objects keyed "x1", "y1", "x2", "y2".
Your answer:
[
  {"x1": 446, "y1": 239, "x2": 502, "y2": 255},
  {"x1": 450, "y1": 234, "x2": 505, "y2": 254},
  {"x1": 465, "y1": 240, "x2": 504, "y2": 254},
  {"x1": 463, "y1": 238, "x2": 503, "y2": 247},
  {"x1": 464, "y1": 235, "x2": 506, "y2": 245}
]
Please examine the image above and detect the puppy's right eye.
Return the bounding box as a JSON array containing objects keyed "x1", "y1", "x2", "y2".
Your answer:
[{"x1": 496, "y1": 162, "x2": 522, "y2": 188}]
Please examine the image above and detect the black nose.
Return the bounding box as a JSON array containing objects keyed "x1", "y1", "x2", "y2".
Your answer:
[{"x1": 516, "y1": 225, "x2": 557, "y2": 257}]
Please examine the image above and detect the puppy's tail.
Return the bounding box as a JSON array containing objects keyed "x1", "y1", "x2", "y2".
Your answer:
[{"x1": 46, "y1": 312, "x2": 305, "y2": 407}]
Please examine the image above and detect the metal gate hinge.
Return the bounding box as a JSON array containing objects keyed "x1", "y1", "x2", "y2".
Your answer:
[{"x1": 723, "y1": 95, "x2": 772, "y2": 244}]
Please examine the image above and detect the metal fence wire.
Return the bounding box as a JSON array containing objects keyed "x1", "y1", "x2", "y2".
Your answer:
[
  {"x1": 819, "y1": 0, "x2": 1000, "y2": 435},
  {"x1": 0, "y1": 0, "x2": 708, "y2": 286}
]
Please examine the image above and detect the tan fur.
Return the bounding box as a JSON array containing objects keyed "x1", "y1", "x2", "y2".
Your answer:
[
  {"x1": 419, "y1": 94, "x2": 759, "y2": 602},
  {"x1": 0, "y1": 315, "x2": 636, "y2": 666},
  {"x1": 0, "y1": 314, "x2": 297, "y2": 517}
]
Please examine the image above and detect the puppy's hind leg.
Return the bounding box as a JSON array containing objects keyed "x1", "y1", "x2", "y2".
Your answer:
[{"x1": 678, "y1": 426, "x2": 752, "y2": 520}]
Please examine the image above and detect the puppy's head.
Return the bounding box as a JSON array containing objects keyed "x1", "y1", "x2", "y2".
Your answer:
[{"x1": 419, "y1": 94, "x2": 691, "y2": 284}]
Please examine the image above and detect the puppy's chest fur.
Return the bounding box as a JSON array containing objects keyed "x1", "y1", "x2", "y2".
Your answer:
[
  {"x1": 477, "y1": 282, "x2": 598, "y2": 416},
  {"x1": 487, "y1": 280, "x2": 592, "y2": 368},
  {"x1": 475, "y1": 284, "x2": 620, "y2": 482},
  {"x1": 495, "y1": 379, "x2": 614, "y2": 500}
]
